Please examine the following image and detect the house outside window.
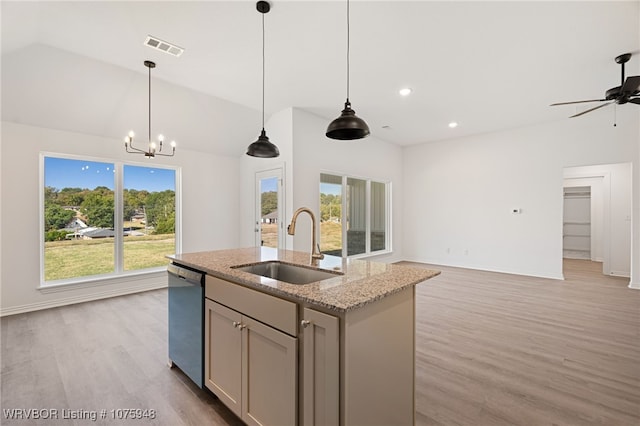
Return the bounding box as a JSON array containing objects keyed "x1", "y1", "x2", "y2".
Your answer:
[
  {"x1": 41, "y1": 154, "x2": 179, "y2": 285},
  {"x1": 319, "y1": 173, "x2": 390, "y2": 258}
]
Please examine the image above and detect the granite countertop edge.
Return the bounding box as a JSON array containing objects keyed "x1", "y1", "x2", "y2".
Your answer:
[{"x1": 168, "y1": 247, "x2": 440, "y2": 313}]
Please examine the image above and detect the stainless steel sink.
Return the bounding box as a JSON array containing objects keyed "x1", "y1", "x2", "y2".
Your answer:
[{"x1": 232, "y1": 261, "x2": 342, "y2": 284}]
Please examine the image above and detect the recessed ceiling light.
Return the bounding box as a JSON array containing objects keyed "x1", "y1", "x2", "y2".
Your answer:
[
  {"x1": 448, "y1": 122, "x2": 458, "y2": 128},
  {"x1": 398, "y1": 88, "x2": 412, "y2": 96}
]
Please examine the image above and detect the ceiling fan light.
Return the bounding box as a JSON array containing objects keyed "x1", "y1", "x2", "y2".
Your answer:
[
  {"x1": 326, "y1": 101, "x2": 370, "y2": 140},
  {"x1": 247, "y1": 129, "x2": 280, "y2": 158}
]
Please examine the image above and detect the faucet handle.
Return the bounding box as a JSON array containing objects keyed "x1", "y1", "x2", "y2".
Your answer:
[{"x1": 315, "y1": 244, "x2": 325, "y2": 259}]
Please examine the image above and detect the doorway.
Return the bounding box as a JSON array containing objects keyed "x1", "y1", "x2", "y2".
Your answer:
[
  {"x1": 562, "y1": 186, "x2": 593, "y2": 260},
  {"x1": 255, "y1": 168, "x2": 284, "y2": 249},
  {"x1": 562, "y1": 163, "x2": 631, "y2": 279}
]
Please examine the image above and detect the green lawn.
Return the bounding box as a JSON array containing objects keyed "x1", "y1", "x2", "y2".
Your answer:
[
  {"x1": 320, "y1": 221, "x2": 342, "y2": 253},
  {"x1": 44, "y1": 234, "x2": 175, "y2": 281}
]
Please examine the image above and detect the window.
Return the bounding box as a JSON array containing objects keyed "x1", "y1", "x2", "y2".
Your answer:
[
  {"x1": 319, "y1": 173, "x2": 390, "y2": 258},
  {"x1": 42, "y1": 154, "x2": 178, "y2": 285}
]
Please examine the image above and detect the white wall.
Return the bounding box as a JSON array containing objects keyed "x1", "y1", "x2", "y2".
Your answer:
[
  {"x1": 403, "y1": 107, "x2": 638, "y2": 280},
  {"x1": 290, "y1": 108, "x2": 404, "y2": 263},
  {"x1": 0, "y1": 122, "x2": 240, "y2": 315}
]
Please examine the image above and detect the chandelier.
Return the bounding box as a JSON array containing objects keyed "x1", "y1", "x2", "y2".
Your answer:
[{"x1": 125, "y1": 60, "x2": 176, "y2": 158}]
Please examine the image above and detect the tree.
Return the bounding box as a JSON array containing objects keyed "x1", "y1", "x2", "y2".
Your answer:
[
  {"x1": 320, "y1": 193, "x2": 342, "y2": 221},
  {"x1": 145, "y1": 190, "x2": 175, "y2": 229},
  {"x1": 261, "y1": 191, "x2": 277, "y2": 216},
  {"x1": 81, "y1": 190, "x2": 114, "y2": 228},
  {"x1": 155, "y1": 211, "x2": 175, "y2": 234},
  {"x1": 44, "y1": 186, "x2": 59, "y2": 205},
  {"x1": 44, "y1": 204, "x2": 76, "y2": 231},
  {"x1": 58, "y1": 187, "x2": 86, "y2": 207}
]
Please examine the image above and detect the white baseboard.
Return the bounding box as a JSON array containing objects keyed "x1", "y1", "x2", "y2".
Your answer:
[
  {"x1": 609, "y1": 270, "x2": 631, "y2": 279},
  {"x1": 629, "y1": 281, "x2": 640, "y2": 290},
  {"x1": 401, "y1": 257, "x2": 564, "y2": 280},
  {"x1": 0, "y1": 281, "x2": 167, "y2": 317}
]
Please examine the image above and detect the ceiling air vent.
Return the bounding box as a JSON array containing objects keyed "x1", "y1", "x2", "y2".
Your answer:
[{"x1": 144, "y1": 35, "x2": 184, "y2": 57}]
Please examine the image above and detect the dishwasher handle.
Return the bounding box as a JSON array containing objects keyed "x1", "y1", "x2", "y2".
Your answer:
[{"x1": 168, "y1": 263, "x2": 204, "y2": 286}]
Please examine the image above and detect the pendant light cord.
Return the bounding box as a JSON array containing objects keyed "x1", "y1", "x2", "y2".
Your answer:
[
  {"x1": 262, "y1": 11, "x2": 266, "y2": 130},
  {"x1": 148, "y1": 63, "x2": 152, "y2": 144},
  {"x1": 346, "y1": 0, "x2": 350, "y2": 102}
]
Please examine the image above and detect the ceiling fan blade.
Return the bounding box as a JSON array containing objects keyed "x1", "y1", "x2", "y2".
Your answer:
[
  {"x1": 569, "y1": 102, "x2": 613, "y2": 118},
  {"x1": 629, "y1": 98, "x2": 640, "y2": 105},
  {"x1": 621, "y1": 75, "x2": 640, "y2": 94},
  {"x1": 550, "y1": 99, "x2": 606, "y2": 106}
]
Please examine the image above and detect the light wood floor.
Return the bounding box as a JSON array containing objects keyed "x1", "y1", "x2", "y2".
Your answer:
[
  {"x1": 406, "y1": 259, "x2": 639, "y2": 426},
  {"x1": 1, "y1": 259, "x2": 638, "y2": 425}
]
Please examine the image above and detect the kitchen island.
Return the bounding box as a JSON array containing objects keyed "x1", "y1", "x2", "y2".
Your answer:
[{"x1": 168, "y1": 247, "x2": 440, "y2": 426}]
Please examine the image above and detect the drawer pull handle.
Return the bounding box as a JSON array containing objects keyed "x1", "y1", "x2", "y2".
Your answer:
[
  {"x1": 238, "y1": 324, "x2": 247, "y2": 330},
  {"x1": 232, "y1": 321, "x2": 241, "y2": 328},
  {"x1": 301, "y1": 320, "x2": 312, "y2": 328}
]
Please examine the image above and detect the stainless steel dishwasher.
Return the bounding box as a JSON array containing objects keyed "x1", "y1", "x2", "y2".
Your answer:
[{"x1": 168, "y1": 263, "x2": 204, "y2": 388}]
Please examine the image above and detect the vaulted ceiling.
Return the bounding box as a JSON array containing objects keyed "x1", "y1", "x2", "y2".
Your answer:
[{"x1": 2, "y1": 1, "x2": 639, "y2": 156}]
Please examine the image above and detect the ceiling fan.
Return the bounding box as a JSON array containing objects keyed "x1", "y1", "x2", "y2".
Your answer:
[{"x1": 551, "y1": 53, "x2": 640, "y2": 118}]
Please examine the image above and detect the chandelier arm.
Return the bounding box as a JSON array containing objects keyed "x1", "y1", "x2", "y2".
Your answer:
[
  {"x1": 125, "y1": 143, "x2": 148, "y2": 155},
  {"x1": 153, "y1": 150, "x2": 175, "y2": 158},
  {"x1": 126, "y1": 135, "x2": 152, "y2": 155}
]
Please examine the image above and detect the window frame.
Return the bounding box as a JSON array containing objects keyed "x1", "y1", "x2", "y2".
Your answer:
[
  {"x1": 39, "y1": 152, "x2": 182, "y2": 288},
  {"x1": 319, "y1": 171, "x2": 392, "y2": 259}
]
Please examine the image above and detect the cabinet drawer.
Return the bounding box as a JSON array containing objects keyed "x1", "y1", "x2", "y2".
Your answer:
[{"x1": 206, "y1": 275, "x2": 297, "y2": 336}]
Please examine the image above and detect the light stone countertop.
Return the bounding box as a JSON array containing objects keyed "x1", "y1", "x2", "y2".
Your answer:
[{"x1": 168, "y1": 247, "x2": 440, "y2": 312}]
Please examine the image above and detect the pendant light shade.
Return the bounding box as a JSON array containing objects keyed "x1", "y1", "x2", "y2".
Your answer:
[
  {"x1": 247, "y1": 129, "x2": 280, "y2": 157},
  {"x1": 326, "y1": 0, "x2": 370, "y2": 140},
  {"x1": 326, "y1": 100, "x2": 370, "y2": 140},
  {"x1": 247, "y1": 1, "x2": 279, "y2": 158}
]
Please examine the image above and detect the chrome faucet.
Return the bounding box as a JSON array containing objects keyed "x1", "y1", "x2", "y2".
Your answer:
[{"x1": 287, "y1": 207, "x2": 324, "y2": 264}]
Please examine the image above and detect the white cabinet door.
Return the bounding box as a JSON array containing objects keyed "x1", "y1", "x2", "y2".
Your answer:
[
  {"x1": 205, "y1": 299, "x2": 297, "y2": 426},
  {"x1": 302, "y1": 308, "x2": 339, "y2": 426},
  {"x1": 242, "y1": 316, "x2": 297, "y2": 426},
  {"x1": 205, "y1": 300, "x2": 242, "y2": 418}
]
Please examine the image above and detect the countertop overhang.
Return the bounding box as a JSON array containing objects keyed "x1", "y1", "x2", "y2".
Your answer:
[{"x1": 168, "y1": 247, "x2": 440, "y2": 312}]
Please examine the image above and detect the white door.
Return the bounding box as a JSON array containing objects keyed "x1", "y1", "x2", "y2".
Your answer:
[{"x1": 255, "y1": 168, "x2": 284, "y2": 249}]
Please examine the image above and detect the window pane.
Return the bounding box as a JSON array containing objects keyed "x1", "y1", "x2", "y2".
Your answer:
[
  {"x1": 320, "y1": 174, "x2": 342, "y2": 256},
  {"x1": 44, "y1": 157, "x2": 115, "y2": 281},
  {"x1": 371, "y1": 181, "x2": 386, "y2": 252},
  {"x1": 346, "y1": 177, "x2": 366, "y2": 256},
  {"x1": 260, "y1": 176, "x2": 279, "y2": 248},
  {"x1": 123, "y1": 165, "x2": 176, "y2": 271}
]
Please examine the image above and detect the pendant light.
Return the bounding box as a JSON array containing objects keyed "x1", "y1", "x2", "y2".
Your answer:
[
  {"x1": 326, "y1": 0, "x2": 370, "y2": 140},
  {"x1": 247, "y1": 1, "x2": 280, "y2": 158},
  {"x1": 124, "y1": 61, "x2": 176, "y2": 158}
]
